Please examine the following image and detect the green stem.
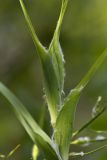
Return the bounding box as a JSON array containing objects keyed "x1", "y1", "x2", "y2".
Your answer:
[
  {"x1": 73, "y1": 104, "x2": 107, "y2": 137},
  {"x1": 69, "y1": 145, "x2": 107, "y2": 157},
  {"x1": 85, "y1": 145, "x2": 107, "y2": 156}
]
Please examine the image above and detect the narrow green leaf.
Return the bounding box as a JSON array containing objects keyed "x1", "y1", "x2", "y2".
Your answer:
[
  {"x1": 18, "y1": 0, "x2": 62, "y2": 125},
  {"x1": 41, "y1": 0, "x2": 68, "y2": 124},
  {"x1": 55, "y1": 49, "x2": 107, "y2": 160},
  {"x1": 49, "y1": 0, "x2": 68, "y2": 103},
  {"x1": 0, "y1": 82, "x2": 61, "y2": 160},
  {"x1": 41, "y1": 54, "x2": 61, "y2": 126},
  {"x1": 48, "y1": 44, "x2": 65, "y2": 107},
  {"x1": 76, "y1": 49, "x2": 107, "y2": 90},
  {"x1": 19, "y1": 0, "x2": 46, "y2": 58},
  {"x1": 55, "y1": 88, "x2": 82, "y2": 160},
  {"x1": 53, "y1": 0, "x2": 69, "y2": 39}
]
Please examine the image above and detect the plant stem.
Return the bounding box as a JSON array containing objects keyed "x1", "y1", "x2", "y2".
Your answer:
[{"x1": 73, "y1": 104, "x2": 107, "y2": 137}]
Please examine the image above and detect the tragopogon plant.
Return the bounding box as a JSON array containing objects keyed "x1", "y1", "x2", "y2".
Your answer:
[{"x1": 0, "y1": 0, "x2": 107, "y2": 160}]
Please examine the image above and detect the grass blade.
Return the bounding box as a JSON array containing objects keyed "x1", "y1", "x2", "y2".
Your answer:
[
  {"x1": 53, "y1": 0, "x2": 69, "y2": 39},
  {"x1": 76, "y1": 48, "x2": 107, "y2": 90},
  {"x1": 55, "y1": 88, "x2": 82, "y2": 160},
  {"x1": 18, "y1": 0, "x2": 61, "y2": 126},
  {"x1": 55, "y1": 49, "x2": 107, "y2": 160},
  {"x1": 49, "y1": 0, "x2": 68, "y2": 103},
  {"x1": 19, "y1": 0, "x2": 46, "y2": 58},
  {"x1": 41, "y1": 54, "x2": 62, "y2": 126},
  {"x1": 0, "y1": 82, "x2": 61, "y2": 160}
]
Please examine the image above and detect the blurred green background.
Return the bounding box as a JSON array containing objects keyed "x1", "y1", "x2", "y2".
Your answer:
[{"x1": 0, "y1": 0, "x2": 107, "y2": 159}]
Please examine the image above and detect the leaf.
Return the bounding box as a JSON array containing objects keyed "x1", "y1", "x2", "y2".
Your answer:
[
  {"x1": 41, "y1": 54, "x2": 61, "y2": 125},
  {"x1": 18, "y1": 0, "x2": 64, "y2": 125},
  {"x1": 55, "y1": 88, "x2": 82, "y2": 160},
  {"x1": 19, "y1": 0, "x2": 46, "y2": 59},
  {"x1": 42, "y1": 0, "x2": 68, "y2": 125},
  {"x1": 76, "y1": 49, "x2": 107, "y2": 90},
  {"x1": 54, "y1": 49, "x2": 107, "y2": 160},
  {"x1": 18, "y1": 0, "x2": 69, "y2": 126},
  {"x1": 49, "y1": 0, "x2": 68, "y2": 99},
  {"x1": 0, "y1": 82, "x2": 61, "y2": 160}
]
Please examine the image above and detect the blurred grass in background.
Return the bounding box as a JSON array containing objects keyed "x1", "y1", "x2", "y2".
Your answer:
[{"x1": 0, "y1": 0, "x2": 107, "y2": 159}]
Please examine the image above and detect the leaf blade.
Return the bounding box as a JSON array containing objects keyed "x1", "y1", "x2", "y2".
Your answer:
[
  {"x1": 49, "y1": 0, "x2": 68, "y2": 101},
  {"x1": 0, "y1": 82, "x2": 61, "y2": 160},
  {"x1": 76, "y1": 49, "x2": 107, "y2": 90},
  {"x1": 55, "y1": 49, "x2": 107, "y2": 160},
  {"x1": 18, "y1": 0, "x2": 61, "y2": 125},
  {"x1": 19, "y1": 0, "x2": 46, "y2": 58},
  {"x1": 55, "y1": 88, "x2": 82, "y2": 160}
]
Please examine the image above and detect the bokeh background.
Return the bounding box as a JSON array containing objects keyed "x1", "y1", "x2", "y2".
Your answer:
[{"x1": 0, "y1": 0, "x2": 107, "y2": 159}]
